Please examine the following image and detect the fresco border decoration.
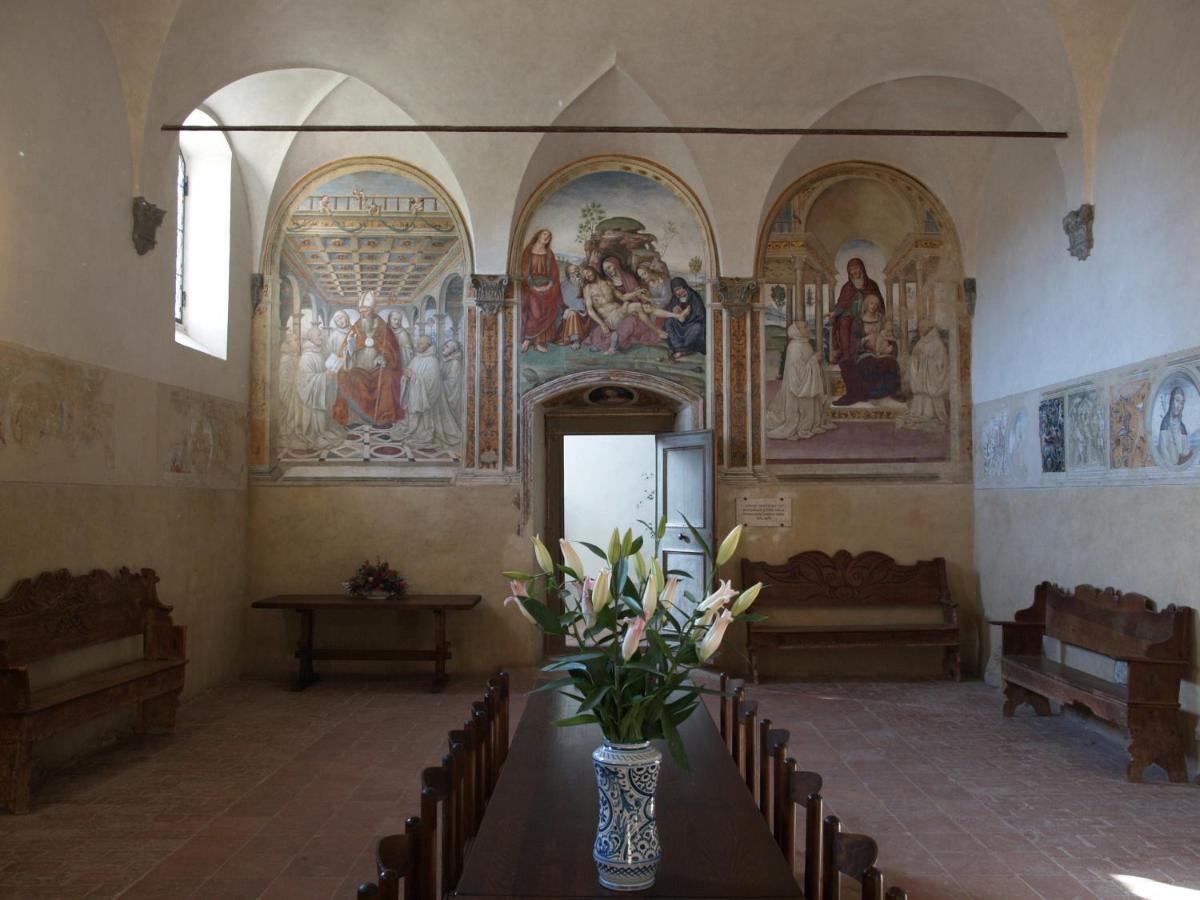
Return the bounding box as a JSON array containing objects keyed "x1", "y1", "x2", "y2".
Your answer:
[
  {"x1": 251, "y1": 156, "x2": 474, "y2": 479},
  {"x1": 975, "y1": 348, "x2": 1200, "y2": 489},
  {"x1": 754, "y1": 160, "x2": 971, "y2": 481}
]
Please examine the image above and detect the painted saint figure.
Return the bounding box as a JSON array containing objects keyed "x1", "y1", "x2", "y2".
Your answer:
[
  {"x1": 394, "y1": 335, "x2": 462, "y2": 454},
  {"x1": 898, "y1": 319, "x2": 950, "y2": 431},
  {"x1": 520, "y1": 228, "x2": 563, "y2": 352},
  {"x1": 834, "y1": 293, "x2": 901, "y2": 405},
  {"x1": 765, "y1": 320, "x2": 835, "y2": 440},
  {"x1": 663, "y1": 277, "x2": 706, "y2": 359},
  {"x1": 291, "y1": 324, "x2": 341, "y2": 448},
  {"x1": 389, "y1": 310, "x2": 415, "y2": 368},
  {"x1": 601, "y1": 255, "x2": 666, "y2": 338},
  {"x1": 580, "y1": 266, "x2": 666, "y2": 355},
  {"x1": 828, "y1": 257, "x2": 884, "y2": 363},
  {"x1": 332, "y1": 292, "x2": 406, "y2": 427},
  {"x1": 1158, "y1": 385, "x2": 1193, "y2": 465},
  {"x1": 556, "y1": 262, "x2": 590, "y2": 349},
  {"x1": 441, "y1": 339, "x2": 464, "y2": 419}
]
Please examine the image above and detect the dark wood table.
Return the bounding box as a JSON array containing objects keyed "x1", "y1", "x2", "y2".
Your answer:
[
  {"x1": 453, "y1": 689, "x2": 804, "y2": 899},
  {"x1": 251, "y1": 593, "x2": 480, "y2": 693}
]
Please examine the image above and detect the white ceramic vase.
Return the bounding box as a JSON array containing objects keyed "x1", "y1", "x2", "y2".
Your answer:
[{"x1": 592, "y1": 740, "x2": 662, "y2": 891}]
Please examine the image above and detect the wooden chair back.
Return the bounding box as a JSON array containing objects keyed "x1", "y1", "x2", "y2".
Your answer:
[
  {"x1": 471, "y1": 701, "x2": 493, "y2": 806},
  {"x1": 487, "y1": 671, "x2": 510, "y2": 775},
  {"x1": 736, "y1": 697, "x2": 760, "y2": 801},
  {"x1": 1037, "y1": 582, "x2": 1190, "y2": 660},
  {"x1": 780, "y1": 757, "x2": 824, "y2": 900},
  {"x1": 822, "y1": 814, "x2": 900, "y2": 900},
  {"x1": 359, "y1": 817, "x2": 420, "y2": 900},
  {"x1": 759, "y1": 725, "x2": 790, "y2": 837},
  {"x1": 419, "y1": 759, "x2": 452, "y2": 900},
  {"x1": 719, "y1": 673, "x2": 739, "y2": 754}
]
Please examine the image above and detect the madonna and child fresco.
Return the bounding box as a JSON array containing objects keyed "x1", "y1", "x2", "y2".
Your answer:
[
  {"x1": 271, "y1": 167, "x2": 467, "y2": 464},
  {"x1": 761, "y1": 168, "x2": 962, "y2": 466},
  {"x1": 517, "y1": 168, "x2": 709, "y2": 395}
]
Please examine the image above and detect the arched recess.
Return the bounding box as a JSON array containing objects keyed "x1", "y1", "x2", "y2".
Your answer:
[
  {"x1": 521, "y1": 369, "x2": 703, "y2": 538},
  {"x1": 250, "y1": 156, "x2": 474, "y2": 475},
  {"x1": 755, "y1": 160, "x2": 970, "y2": 480}
]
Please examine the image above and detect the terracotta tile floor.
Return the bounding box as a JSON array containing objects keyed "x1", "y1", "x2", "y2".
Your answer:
[{"x1": 1, "y1": 675, "x2": 1196, "y2": 899}]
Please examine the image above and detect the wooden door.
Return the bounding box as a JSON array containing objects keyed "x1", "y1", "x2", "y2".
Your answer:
[{"x1": 655, "y1": 430, "x2": 714, "y2": 616}]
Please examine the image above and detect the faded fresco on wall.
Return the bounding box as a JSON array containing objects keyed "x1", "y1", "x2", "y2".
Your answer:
[
  {"x1": 271, "y1": 165, "x2": 467, "y2": 467},
  {"x1": 1109, "y1": 377, "x2": 1152, "y2": 469},
  {"x1": 1150, "y1": 368, "x2": 1199, "y2": 469},
  {"x1": 516, "y1": 164, "x2": 710, "y2": 397},
  {"x1": 1066, "y1": 388, "x2": 1106, "y2": 469},
  {"x1": 1039, "y1": 397, "x2": 1065, "y2": 473},
  {"x1": 759, "y1": 165, "x2": 965, "y2": 467},
  {"x1": 159, "y1": 385, "x2": 245, "y2": 488}
]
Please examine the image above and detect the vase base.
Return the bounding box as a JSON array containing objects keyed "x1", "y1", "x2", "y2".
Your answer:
[{"x1": 595, "y1": 859, "x2": 658, "y2": 892}]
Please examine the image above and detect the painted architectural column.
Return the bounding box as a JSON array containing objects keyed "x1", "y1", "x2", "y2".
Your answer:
[
  {"x1": 716, "y1": 277, "x2": 759, "y2": 473},
  {"x1": 467, "y1": 274, "x2": 510, "y2": 473}
]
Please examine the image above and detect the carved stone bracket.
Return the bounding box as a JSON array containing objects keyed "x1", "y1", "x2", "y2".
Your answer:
[
  {"x1": 131, "y1": 196, "x2": 166, "y2": 255},
  {"x1": 1062, "y1": 203, "x2": 1094, "y2": 261},
  {"x1": 717, "y1": 278, "x2": 759, "y2": 318},
  {"x1": 470, "y1": 274, "x2": 510, "y2": 315}
]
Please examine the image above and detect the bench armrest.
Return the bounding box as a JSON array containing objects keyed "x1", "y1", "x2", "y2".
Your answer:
[
  {"x1": 0, "y1": 667, "x2": 31, "y2": 714},
  {"x1": 991, "y1": 620, "x2": 1045, "y2": 628},
  {"x1": 997, "y1": 619, "x2": 1045, "y2": 657}
]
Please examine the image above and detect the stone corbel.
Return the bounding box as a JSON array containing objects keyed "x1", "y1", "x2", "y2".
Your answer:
[
  {"x1": 717, "y1": 278, "x2": 759, "y2": 318},
  {"x1": 131, "y1": 196, "x2": 166, "y2": 255},
  {"x1": 470, "y1": 274, "x2": 510, "y2": 315},
  {"x1": 1062, "y1": 203, "x2": 1094, "y2": 261}
]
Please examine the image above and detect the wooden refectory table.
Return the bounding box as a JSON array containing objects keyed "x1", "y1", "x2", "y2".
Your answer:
[
  {"x1": 250, "y1": 593, "x2": 480, "y2": 693},
  {"x1": 452, "y1": 688, "x2": 805, "y2": 899}
]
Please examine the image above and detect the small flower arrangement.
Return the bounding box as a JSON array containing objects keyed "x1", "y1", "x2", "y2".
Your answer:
[
  {"x1": 503, "y1": 517, "x2": 764, "y2": 769},
  {"x1": 344, "y1": 558, "x2": 407, "y2": 598}
]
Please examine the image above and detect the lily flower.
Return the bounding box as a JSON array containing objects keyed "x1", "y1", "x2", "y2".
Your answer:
[
  {"x1": 579, "y1": 577, "x2": 596, "y2": 628},
  {"x1": 715, "y1": 523, "x2": 745, "y2": 567},
  {"x1": 697, "y1": 609, "x2": 735, "y2": 661},
  {"x1": 641, "y1": 576, "x2": 658, "y2": 620},
  {"x1": 652, "y1": 559, "x2": 666, "y2": 593},
  {"x1": 592, "y1": 568, "x2": 612, "y2": 614},
  {"x1": 661, "y1": 577, "x2": 680, "y2": 612},
  {"x1": 731, "y1": 582, "x2": 763, "y2": 616},
  {"x1": 697, "y1": 579, "x2": 739, "y2": 613},
  {"x1": 504, "y1": 580, "x2": 536, "y2": 625},
  {"x1": 621, "y1": 614, "x2": 647, "y2": 661},
  {"x1": 532, "y1": 535, "x2": 555, "y2": 574},
  {"x1": 560, "y1": 539, "x2": 584, "y2": 582}
]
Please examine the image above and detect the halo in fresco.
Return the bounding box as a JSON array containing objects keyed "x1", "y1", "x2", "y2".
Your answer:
[
  {"x1": 1148, "y1": 368, "x2": 1199, "y2": 469},
  {"x1": 516, "y1": 163, "x2": 712, "y2": 396},
  {"x1": 273, "y1": 163, "x2": 468, "y2": 464}
]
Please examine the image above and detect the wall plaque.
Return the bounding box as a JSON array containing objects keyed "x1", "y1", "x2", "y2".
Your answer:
[{"x1": 736, "y1": 495, "x2": 792, "y2": 527}]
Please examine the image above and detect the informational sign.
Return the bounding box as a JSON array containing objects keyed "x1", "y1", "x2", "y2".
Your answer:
[{"x1": 736, "y1": 495, "x2": 792, "y2": 528}]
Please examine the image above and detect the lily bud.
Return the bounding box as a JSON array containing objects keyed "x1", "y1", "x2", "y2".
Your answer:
[
  {"x1": 559, "y1": 539, "x2": 585, "y2": 582},
  {"x1": 661, "y1": 577, "x2": 680, "y2": 611},
  {"x1": 579, "y1": 578, "x2": 596, "y2": 628},
  {"x1": 532, "y1": 535, "x2": 555, "y2": 574},
  {"x1": 621, "y1": 614, "x2": 647, "y2": 661},
  {"x1": 504, "y1": 580, "x2": 536, "y2": 625},
  {"x1": 641, "y1": 576, "x2": 658, "y2": 620},
  {"x1": 592, "y1": 568, "x2": 612, "y2": 614},
  {"x1": 607, "y1": 528, "x2": 622, "y2": 563},
  {"x1": 697, "y1": 609, "x2": 735, "y2": 661},
  {"x1": 652, "y1": 558, "x2": 665, "y2": 593},
  {"x1": 714, "y1": 524, "x2": 745, "y2": 567},
  {"x1": 731, "y1": 582, "x2": 763, "y2": 616},
  {"x1": 633, "y1": 550, "x2": 647, "y2": 582}
]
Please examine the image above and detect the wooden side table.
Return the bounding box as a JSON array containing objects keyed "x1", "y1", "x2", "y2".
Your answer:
[{"x1": 251, "y1": 593, "x2": 482, "y2": 692}]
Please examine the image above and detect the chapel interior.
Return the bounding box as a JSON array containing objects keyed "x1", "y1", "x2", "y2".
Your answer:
[{"x1": 2, "y1": 2, "x2": 1199, "y2": 899}]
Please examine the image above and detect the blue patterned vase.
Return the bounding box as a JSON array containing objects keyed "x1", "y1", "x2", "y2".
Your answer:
[{"x1": 592, "y1": 740, "x2": 662, "y2": 891}]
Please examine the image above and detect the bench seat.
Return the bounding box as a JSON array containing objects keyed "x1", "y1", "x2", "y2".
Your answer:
[{"x1": 751, "y1": 622, "x2": 958, "y2": 648}]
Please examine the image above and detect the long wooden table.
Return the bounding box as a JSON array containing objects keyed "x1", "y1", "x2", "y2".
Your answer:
[
  {"x1": 250, "y1": 593, "x2": 480, "y2": 693},
  {"x1": 453, "y1": 688, "x2": 804, "y2": 899}
]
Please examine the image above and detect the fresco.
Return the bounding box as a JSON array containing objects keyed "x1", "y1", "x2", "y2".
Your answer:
[
  {"x1": 1149, "y1": 369, "x2": 1199, "y2": 468},
  {"x1": 1109, "y1": 377, "x2": 1152, "y2": 469},
  {"x1": 516, "y1": 167, "x2": 710, "y2": 396},
  {"x1": 1066, "y1": 388, "x2": 1106, "y2": 469},
  {"x1": 272, "y1": 166, "x2": 467, "y2": 465},
  {"x1": 1039, "y1": 397, "x2": 1065, "y2": 473},
  {"x1": 759, "y1": 166, "x2": 963, "y2": 466}
]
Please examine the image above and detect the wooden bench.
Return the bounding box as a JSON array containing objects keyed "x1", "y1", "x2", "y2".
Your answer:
[
  {"x1": 999, "y1": 581, "x2": 1192, "y2": 783},
  {"x1": 0, "y1": 568, "x2": 187, "y2": 813},
  {"x1": 741, "y1": 550, "x2": 960, "y2": 683}
]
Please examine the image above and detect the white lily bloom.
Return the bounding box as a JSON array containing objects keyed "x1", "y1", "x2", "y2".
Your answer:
[
  {"x1": 697, "y1": 579, "x2": 738, "y2": 612},
  {"x1": 641, "y1": 576, "x2": 658, "y2": 619},
  {"x1": 621, "y1": 615, "x2": 647, "y2": 661},
  {"x1": 592, "y1": 568, "x2": 612, "y2": 614},
  {"x1": 661, "y1": 577, "x2": 680, "y2": 611},
  {"x1": 697, "y1": 609, "x2": 735, "y2": 661},
  {"x1": 559, "y1": 539, "x2": 585, "y2": 581}
]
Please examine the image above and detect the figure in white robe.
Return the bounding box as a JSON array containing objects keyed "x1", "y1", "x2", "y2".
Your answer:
[
  {"x1": 323, "y1": 310, "x2": 351, "y2": 413},
  {"x1": 441, "y1": 340, "x2": 464, "y2": 420},
  {"x1": 290, "y1": 325, "x2": 342, "y2": 449},
  {"x1": 898, "y1": 320, "x2": 950, "y2": 431},
  {"x1": 277, "y1": 327, "x2": 301, "y2": 441},
  {"x1": 393, "y1": 337, "x2": 462, "y2": 455},
  {"x1": 765, "y1": 321, "x2": 835, "y2": 440}
]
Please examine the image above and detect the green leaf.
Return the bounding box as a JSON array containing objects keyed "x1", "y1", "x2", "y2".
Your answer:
[
  {"x1": 735, "y1": 612, "x2": 768, "y2": 623},
  {"x1": 502, "y1": 570, "x2": 533, "y2": 581},
  {"x1": 580, "y1": 541, "x2": 609, "y2": 563},
  {"x1": 554, "y1": 714, "x2": 600, "y2": 727},
  {"x1": 680, "y1": 513, "x2": 713, "y2": 560},
  {"x1": 578, "y1": 685, "x2": 611, "y2": 712},
  {"x1": 530, "y1": 676, "x2": 576, "y2": 694},
  {"x1": 659, "y1": 707, "x2": 689, "y2": 771},
  {"x1": 629, "y1": 535, "x2": 644, "y2": 554},
  {"x1": 520, "y1": 596, "x2": 567, "y2": 635}
]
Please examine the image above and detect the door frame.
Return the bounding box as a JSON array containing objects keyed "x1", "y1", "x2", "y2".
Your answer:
[{"x1": 543, "y1": 411, "x2": 677, "y2": 656}]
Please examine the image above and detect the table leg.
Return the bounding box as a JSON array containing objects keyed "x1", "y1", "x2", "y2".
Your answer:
[
  {"x1": 432, "y1": 608, "x2": 447, "y2": 693},
  {"x1": 294, "y1": 609, "x2": 319, "y2": 691}
]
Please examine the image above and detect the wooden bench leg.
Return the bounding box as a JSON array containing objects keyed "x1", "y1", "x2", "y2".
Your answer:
[
  {"x1": 0, "y1": 737, "x2": 32, "y2": 815},
  {"x1": 1002, "y1": 682, "x2": 1050, "y2": 718},
  {"x1": 138, "y1": 689, "x2": 182, "y2": 734},
  {"x1": 942, "y1": 647, "x2": 962, "y2": 682},
  {"x1": 1126, "y1": 710, "x2": 1187, "y2": 783},
  {"x1": 748, "y1": 646, "x2": 760, "y2": 685}
]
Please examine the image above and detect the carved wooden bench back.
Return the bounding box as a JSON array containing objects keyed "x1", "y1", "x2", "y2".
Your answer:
[
  {"x1": 0, "y1": 568, "x2": 161, "y2": 666},
  {"x1": 1041, "y1": 582, "x2": 1189, "y2": 662},
  {"x1": 742, "y1": 550, "x2": 949, "y2": 610}
]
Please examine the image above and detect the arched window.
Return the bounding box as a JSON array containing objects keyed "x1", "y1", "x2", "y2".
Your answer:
[{"x1": 174, "y1": 108, "x2": 232, "y2": 359}]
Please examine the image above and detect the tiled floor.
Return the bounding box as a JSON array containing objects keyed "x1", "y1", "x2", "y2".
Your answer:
[{"x1": 1, "y1": 675, "x2": 1196, "y2": 900}]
